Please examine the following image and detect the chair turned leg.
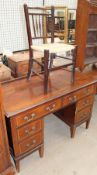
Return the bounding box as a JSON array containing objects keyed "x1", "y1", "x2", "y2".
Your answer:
[
  {"x1": 44, "y1": 50, "x2": 49, "y2": 94},
  {"x1": 15, "y1": 160, "x2": 20, "y2": 173},
  {"x1": 39, "y1": 145, "x2": 44, "y2": 158},
  {"x1": 41, "y1": 57, "x2": 45, "y2": 71},
  {"x1": 71, "y1": 46, "x2": 77, "y2": 84},
  {"x1": 70, "y1": 126, "x2": 76, "y2": 138},
  {"x1": 27, "y1": 49, "x2": 34, "y2": 80},
  {"x1": 86, "y1": 118, "x2": 91, "y2": 129}
]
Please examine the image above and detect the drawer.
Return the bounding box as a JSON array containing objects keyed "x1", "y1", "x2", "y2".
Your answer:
[
  {"x1": 17, "y1": 119, "x2": 43, "y2": 141},
  {"x1": 76, "y1": 95, "x2": 94, "y2": 112},
  {"x1": 15, "y1": 98, "x2": 62, "y2": 127},
  {"x1": 74, "y1": 85, "x2": 95, "y2": 100},
  {"x1": 75, "y1": 106, "x2": 92, "y2": 123},
  {"x1": 63, "y1": 93, "x2": 76, "y2": 107},
  {"x1": 19, "y1": 132, "x2": 42, "y2": 155},
  {"x1": 63, "y1": 85, "x2": 95, "y2": 107}
]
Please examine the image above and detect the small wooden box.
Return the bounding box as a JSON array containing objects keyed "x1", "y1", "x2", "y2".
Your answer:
[
  {"x1": 8, "y1": 51, "x2": 42, "y2": 77},
  {"x1": 0, "y1": 63, "x2": 11, "y2": 82}
]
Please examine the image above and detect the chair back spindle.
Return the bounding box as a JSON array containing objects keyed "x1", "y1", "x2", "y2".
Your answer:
[{"x1": 24, "y1": 4, "x2": 55, "y2": 45}]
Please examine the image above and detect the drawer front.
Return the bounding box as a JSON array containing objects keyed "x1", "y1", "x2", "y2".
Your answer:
[
  {"x1": 76, "y1": 95, "x2": 94, "y2": 112},
  {"x1": 15, "y1": 98, "x2": 62, "y2": 127},
  {"x1": 75, "y1": 106, "x2": 92, "y2": 123},
  {"x1": 63, "y1": 93, "x2": 76, "y2": 107},
  {"x1": 19, "y1": 132, "x2": 42, "y2": 155},
  {"x1": 63, "y1": 85, "x2": 95, "y2": 107},
  {"x1": 74, "y1": 85, "x2": 95, "y2": 100},
  {"x1": 17, "y1": 119, "x2": 42, "y2": 141}
]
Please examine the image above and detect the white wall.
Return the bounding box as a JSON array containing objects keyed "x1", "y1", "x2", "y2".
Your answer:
[
  {"x1": 0, "y1": 0, "x2": 43, "y2": 53},
  {"x1": 0, "y1": 0, "x2": 77, "y2": 53}
]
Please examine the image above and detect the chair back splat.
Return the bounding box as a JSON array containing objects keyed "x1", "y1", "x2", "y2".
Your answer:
[{"x1": 24, "y1": 4, "x2": 55, "y2": 45}]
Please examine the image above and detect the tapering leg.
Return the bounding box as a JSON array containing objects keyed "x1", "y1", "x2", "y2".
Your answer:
[
  {"x1": 49, "y1": 53, "x2": 54, "y2": 69},
  {"x1": 72, "y1": 63, "x2": 75, "y2": 84},
  {"x1": 86, "y1": 118, "x2": 91, "y2": 129},
  {"x1": 70, "y1": 126, "x2": 76, "y2": 138},
  {"x1": 41, "y1": 57, "x2": 45, "y2": 71},
  {"x1": 44, "y1": 50, "x2": 49, "y2": 94},
  {"x1": 39, "y1": 145, "x2": 44, "y2": 158},
  {"x1": 15, "y1": 160, "x2": 20, "y2": 173}
]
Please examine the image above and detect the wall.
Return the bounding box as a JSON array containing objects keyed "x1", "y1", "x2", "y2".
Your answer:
[
  {"x1": 0, "y1": 0, "x2": 77, "y2": 53},
  {"x1": 0, "y1": 0, "x2": 43, "y2": 53}
]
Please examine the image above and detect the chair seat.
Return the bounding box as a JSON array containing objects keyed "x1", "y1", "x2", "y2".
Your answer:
[{"x1": 31, "y1": 43, "x2": 75, "y2": 54}]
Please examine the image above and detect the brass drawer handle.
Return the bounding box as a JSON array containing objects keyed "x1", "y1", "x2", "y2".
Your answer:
[
  {"x1": 26, "y1": 139, "x2": 36, "y2": 148},
  {"x1": 31, "y1": 113, "x2": 36, "y2": 118},
  {"x1": 83, "y1": 100, "x2": 89, "y2": 106},
  {"x1": 25, "y1": 129, "x2": 29, "y2": 134},
  {"x1": 84, "y1": 89, "x2": 89, "y2": 95},
  {"x1": 32, "y1": 139, "x2": 36, "y2": 144},
  {"x1": 32, "y1": 126, "x2": 36, "y2": 131},
  {"x1": 46, "y1": 104, "x2": 56, "y2": 111},
  {"x1": 73, "y1": 96, "x2": 77, "y2": 101},
  {"x1": 69, "y1": 96, "x2": 77, "y2": 103},
  {"x1": 24, "y1": 113, "x2": 36, "y2": 122},
  {"x1": 25, "y1": 126, "x2": 36, "y2": 135},
  {"x1": 24, "y1": 116, "x2": 29, "y2": 121}
]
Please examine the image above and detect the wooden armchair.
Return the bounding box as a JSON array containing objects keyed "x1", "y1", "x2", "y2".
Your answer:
[{"x1": 24, "y1": 4, "x2": 77, "y2": 94}]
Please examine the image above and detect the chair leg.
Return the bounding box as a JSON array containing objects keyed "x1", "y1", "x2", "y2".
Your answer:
[
  {"x1": 44, "y1": 50, "x2": 49, "y2": 94},
  {"x1": 71, "y1": 46, "x2": 77, "y2": 83},
  {"x1": 27, "y1": 58, "x2": 34, "y2": 79},
  {"x1": 49, "y1": 53, "x2": 54, "y2": 69},
  {"x1": 41, "y1": 57, "x2": 45, "y2": 71},
  {"x1": 27, "y1": 49, "x2": 34, "y2": 79},
  {"x1": 72, "y1": 64, "x2": 75, "y2": 84}
]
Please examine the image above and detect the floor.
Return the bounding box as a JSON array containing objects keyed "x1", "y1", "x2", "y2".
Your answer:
[{"x1": 17, "y1": 96, "x2": 97, "y2": 175}]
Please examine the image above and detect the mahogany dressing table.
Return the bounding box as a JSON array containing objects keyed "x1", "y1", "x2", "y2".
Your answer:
[{"x1": 2, "y1": 69, "x2": 97, "y2": 172}]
